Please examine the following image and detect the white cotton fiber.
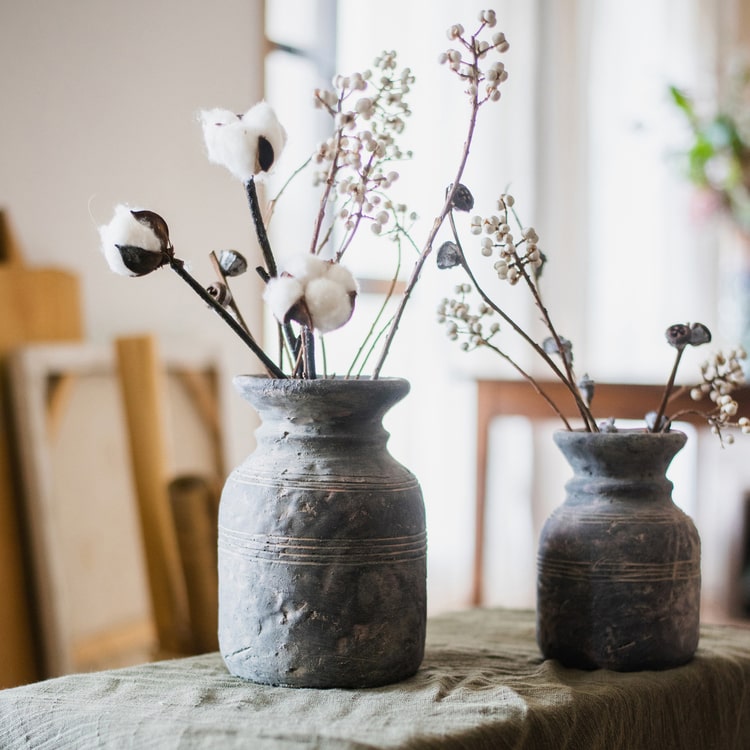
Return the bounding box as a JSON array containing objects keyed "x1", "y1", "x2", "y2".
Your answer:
[
  {"x1": 304, "y1": 276, "x2": 355, "y2": 333},
  {"x1": 98, "y1": 204, "x2": 162, "y2": 276},
  {"x1": 263, "y1": 275, "x2": 304, "y2": 323}
]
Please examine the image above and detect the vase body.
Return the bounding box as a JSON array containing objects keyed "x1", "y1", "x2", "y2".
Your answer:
[
  {"x1": 536, "y1": 429, "x2": 700, "y2": 671},
  {"x1": 218, "y1": 376, "x2": 426, "y2": 688}
]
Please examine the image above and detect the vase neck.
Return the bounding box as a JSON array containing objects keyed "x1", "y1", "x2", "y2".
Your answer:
[
  {"x1": 563, "y1": 475, "x2": 676, "y2": 506},
  {"x1": 554, "y1": 429, "x2": 686, "y2": 506},
  {"x1": 235, "y1": 376, "x2": 409, "y2": 454}
]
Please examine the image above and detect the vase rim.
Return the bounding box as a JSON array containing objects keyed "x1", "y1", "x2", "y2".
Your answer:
[
  {"x1": 232, "y1": 374, "x2": 412, "y2": 399},
  {"x1": 554, "y1": 427, "x2": 686, "y2": 435},
  {"x1": 233, "y1": 374, "x2": 409, "y2": 386},
  {"x1": 553, "y1": 427, "x2": 687, "y2": 444},
  {"x1": 234, "y1": 374, "x2": 409, "y2": 382}
]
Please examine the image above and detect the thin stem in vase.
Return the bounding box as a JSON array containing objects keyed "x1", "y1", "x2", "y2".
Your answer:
[
  {"x1": 309, "y1": 120, "x2": 344, "y2": 257},
  {"x1": 651, "y1": 346, "x2": 685, "y2": 432},
  {"x1": 452, "y1": 236, "x2": 592, "y2": 430},
  {"x1": 268, "y1": 155, "x2": 314, "y2": 225},
  {"x1": 346, "y1": 230, "x2": 407, "y2": 377},
  {"x1": 245, "y1": 176, "x2": 299, "y2": 364},
  {"x1": 168, "y1": 257, "x2": 286, "y2": 379},
  {"x1": 370, "y1": 111, "x2": 479, "y2": 378},
  {"x1": 245, "y1": 177, "x2": 278, "y2": 279},
  {"x1": 371, "y1": 20, "x2": 504, "y2": 378},
  {"x1": 507, "y1": 231, "x2": 597, "y2": 430},
  {"x1": 482, "y1": 338, "x2": 574, "y2": 430},
  {"x1": 208, "y1": 251, "x2": 253, "y2": 335}
]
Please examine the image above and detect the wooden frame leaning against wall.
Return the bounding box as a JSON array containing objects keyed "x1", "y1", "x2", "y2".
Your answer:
[{"x1": 8, "y1": 340, "x2": 225, "y2": 678}]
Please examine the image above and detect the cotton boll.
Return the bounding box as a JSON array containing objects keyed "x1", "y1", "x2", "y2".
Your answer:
[
  {"x1": 98, "y1": 204, "x2": 164, "y2": 277},
  {"x1": 282, "y1": 253, "x2": 329, "y2": 281},
  {"x1": 201, "y1": 107, "x2": 238, "y2": 125},
  {"x1": 242, "y1": 101, "x2": 288, "y2": 174},
  {"x1": 263, "y1": 275, "x2": 304, "y2": 323},
  {"x1": 200, "y1": 109, "x2": 240, "y2": 165},
  {"x1": 100, "y1": 204, "x2": 163, "y2": 253},
  {"x1": 99, "y1": 237, "x2": 133, "y2": 276},
  {"x1": 201, "y1": 110, "x2": 258, "y2": 182},
  {"x1": 200, "y1": 102, "x2": 287, "y2": 182},
  {"x1": 263, "y1": 254, "x2": 358, "y2": 332},
  {"x1": 305, "y1": 276, "x2": 356, "y2": 333},
  {"x1": 324, "y1": 262, "x2": 358, "y2": 294}
]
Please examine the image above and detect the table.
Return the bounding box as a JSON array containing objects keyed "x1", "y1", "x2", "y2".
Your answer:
[{"x1": 1, "y1": 608, "x2": 749, "y2": 749}]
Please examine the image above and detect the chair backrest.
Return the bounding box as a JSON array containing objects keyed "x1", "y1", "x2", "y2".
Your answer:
[{"x1": 116, "y1": 334, "x2": 220, "y2": 656}]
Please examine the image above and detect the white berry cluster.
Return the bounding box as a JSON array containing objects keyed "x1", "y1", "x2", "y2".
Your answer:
[
  {"x1": 689, "y1": 348, "x2": 749, "y2": 442},
  {"x1": 312, "y1": 52, "x2": 415, "y2": 251},
  {"x1": 436, "y1": 284, "x2": 499, "y2": 352},
  {"x1": 469, "y1": 193, "x2": 543, "y2": 284},
  {"x1": 438, "y1": 9, "x2": 510, "y2": 103},
  {"x1": 435, "y1": 184, "x2": 749, "y2": 439}
]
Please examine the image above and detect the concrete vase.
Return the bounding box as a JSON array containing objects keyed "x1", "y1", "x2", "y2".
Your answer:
[
  {"x1": 218, "y1": 375, "x2": 427, "y2": 687},
  {"x1": 536, "y1": 428, "x2": 700, "y2": 671}
]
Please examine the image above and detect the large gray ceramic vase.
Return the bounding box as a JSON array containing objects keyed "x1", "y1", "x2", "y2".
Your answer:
[
  {"x1": 218, "y1": 375, "x2": 427, "y2": 688},
  {"x1": 537, "y1": 428, "x2": 700, "y2": 671}
]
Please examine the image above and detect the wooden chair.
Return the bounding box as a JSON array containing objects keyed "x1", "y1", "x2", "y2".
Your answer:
[
  {"x1": 473, "y1": 378, "x2": 750, "y2": 606},
  {"x1": 115, "y1": 335, "x2": 222, "y2": 656}
]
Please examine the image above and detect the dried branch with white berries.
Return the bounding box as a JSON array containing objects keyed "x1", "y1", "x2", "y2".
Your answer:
[
  {"x1": 436, "y1": 187, "x2": 748, "y2": 439},
  {"x1": 99, "y1": 9, "x2": 512, "y2": 381}
]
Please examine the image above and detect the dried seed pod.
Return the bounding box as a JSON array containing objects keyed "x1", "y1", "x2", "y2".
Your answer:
[
  {"x1": 578, "y1": 373, "x2": 595, "y2": 407},
  {"x1": 130, "y1": 209, "x2": 171, "y2": 252},
  {"x1": 688, "y1": 322, "x2": 712, "y2": 346},
  {"x1": 542, "y1": 336, "x2": 573, "y2": 367},
  {"x1": 437, "y1": 241, "x2": 462, "y2": 269},
  {"x1": 207, "y1": 281, "x2": 233, "y2": 307},
  {"x1": 218, "y1": 249, "x2": 248, "y2": 277},
  {"x1": 256, "y1": 135, "x2": 275, "y2": 172},
  {"x1": 448, "y1": 183, "x2": 475, "y2": 212},
  {"x1": 666, "y1": 322, "x2": 711, "y2": 350},
  {"x1": 665, "y1": 323, "x2": 692, "y2": 349},
  {"x1": 114, "y1": 244, "x2": 169, "y2": 276}
]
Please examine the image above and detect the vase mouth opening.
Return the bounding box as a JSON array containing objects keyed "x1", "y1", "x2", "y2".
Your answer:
[
  {"x1": 553, "y1": 427, "x2": 688, "y2": 448},
  {"x1": 555, "y1": 427, "x2": 687, "y2": 435},
  {"x1": 233, "y1": 374, "x2": 408, "y2": 383},
  {"x1": 233, "y1": 374, "x2": 409, "y2": 388},
  {"x1": 232, "y1": 374, "x2": 412, "y2": 403}
]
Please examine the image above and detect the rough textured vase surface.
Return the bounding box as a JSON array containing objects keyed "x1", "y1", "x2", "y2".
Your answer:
[
  {"x1": 218, "y1": 376, "x2": 426, "y2": 688},
  {"x1": 537, "y1": 429, "x2": 700, "y2": 671}
]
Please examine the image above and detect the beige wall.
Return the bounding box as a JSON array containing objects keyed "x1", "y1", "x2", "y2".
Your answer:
[{"x1": 0, "y1": 0, "x2": 267, "y2": 465}]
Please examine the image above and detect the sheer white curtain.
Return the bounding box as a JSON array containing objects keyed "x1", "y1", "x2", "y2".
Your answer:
[
  {"x1": 585, "y1": 1, "x2": 721, "y2": 379},
  {"x1": 266, "y1": 0, "x2": 738, "y2": 614}
]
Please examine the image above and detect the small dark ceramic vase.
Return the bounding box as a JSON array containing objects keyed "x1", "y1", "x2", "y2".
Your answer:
[
  {"x1": 537, "y1": 429, "x2": 700, "y2": 671},
  {"x1": 218, "y1": 376, "x2": 426, "y2": 688}
]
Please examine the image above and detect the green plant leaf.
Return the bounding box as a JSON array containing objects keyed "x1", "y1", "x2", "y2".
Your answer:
[{"x1": 669, "y1": 85, "x2": 696, "y2": 122}]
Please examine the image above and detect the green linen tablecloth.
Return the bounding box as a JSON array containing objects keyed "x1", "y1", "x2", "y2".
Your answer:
[{"x1": 1, "y1": 607, "x2": 749, "y2": 749}]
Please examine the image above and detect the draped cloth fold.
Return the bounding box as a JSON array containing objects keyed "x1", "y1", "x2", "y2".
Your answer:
[{"x1": 1, "y1": 608, "x2": 749, "y2": 749}]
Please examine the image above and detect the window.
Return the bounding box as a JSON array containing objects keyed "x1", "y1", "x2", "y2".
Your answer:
[{"x1": 264, "y1": 0, "x2": 740, "y2": 613}]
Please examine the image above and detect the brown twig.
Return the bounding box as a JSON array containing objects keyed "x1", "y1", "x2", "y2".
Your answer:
[
  {"x1": 450, "y1": 228, "x2": 591, "y2": 431},
  {"x1": 651, "y1": 346, "x2": 685, "y2": 432},
  {"x1": 370, "y1": 64, "x2": 481, "y2": 378},
  {"x1": 168, "y1": 257, "x2": 285, "y2": 379},
  {"x1": 245, "y1": 178, "x2": 277, "y2": 279},
  {"x1": 208, "y1": 251, "x2": 252, "y2": 335}
]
